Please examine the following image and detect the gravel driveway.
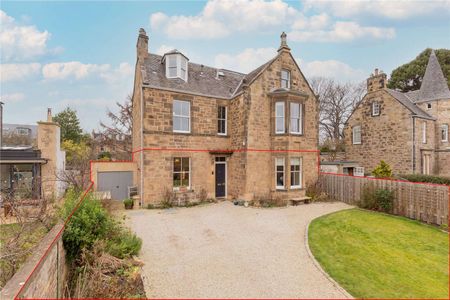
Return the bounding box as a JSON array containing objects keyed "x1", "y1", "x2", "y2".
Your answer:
[{"x1": 127, "y1": 201, "x2": 352, "y2": 298}]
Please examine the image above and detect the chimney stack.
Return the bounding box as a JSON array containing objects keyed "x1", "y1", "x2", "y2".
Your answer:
[
  {"x1": 137, "y1": 28, "x2": 149, "y2": 61},
  {"x1": 277, "y1": 32, "x2": 291, "y2": 53},
  {"x1": 367, "y1": 68, "x2": 387, "y2": 93},
  {"x1": 47, "y1": 108, "x2": 52, "y2": 122}
]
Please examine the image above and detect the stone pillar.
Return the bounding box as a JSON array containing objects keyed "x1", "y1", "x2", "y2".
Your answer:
[{"x1": 37, "y1": 109, "x2": 66, "y2": 199}]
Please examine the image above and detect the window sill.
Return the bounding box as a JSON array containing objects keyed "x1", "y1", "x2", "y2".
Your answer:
[
  {"x1": 173, "y1": 130, "x2": 191, "y2": 135},
  {"x1": 290, "y1": 186, "x2": 303, "y2": 190}
]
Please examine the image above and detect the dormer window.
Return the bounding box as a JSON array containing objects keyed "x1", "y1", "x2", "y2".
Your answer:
[{"x1": 163, "y1": 50, "x2": 188, "y2": 81}]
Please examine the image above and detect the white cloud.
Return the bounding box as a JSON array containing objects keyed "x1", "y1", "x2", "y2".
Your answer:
[
  {"x1": 0, "y1": 10, "x2": 51, "y2": 62},
  {"x1": 42, "y1": 62, "x2": 133, "y2": 82},
  {"x1": 297, "y1": 58, "x2": 366, "y2": 83},
  {"x1": 155, "y1": 45, "x2": 177, "y2": 55},
  {"x1": 292, "y1": 13, "x2": 330, "y2": 30},
  {"x1": 214, "y1": 47, "x2": 276, "y2": 73},
  {"x1": 150, "y1": 0, "x2": 299, "y2": 39},
  {"x1": 289, "y1": 21, "x2": 395, "y2": 42},
  {"x1": 1, "y1": 92, "x2": 25, "y2": 104},
  {"x1": 303, "y1": 0, "x2": 450, "y2": 19},
  {"x1": 0, "y1": 63, "x2": 42, "y2": 82}
]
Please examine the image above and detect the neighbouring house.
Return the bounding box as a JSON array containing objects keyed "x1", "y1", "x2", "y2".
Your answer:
[
  {"x1": 91, "y1": 130, "x2": 131, "y2": 160},
  {"x1": 344, "y1": 50, "x2": 450, "y2": 177},
  {"x1": 2, "y1": 124, "x2": 37, "y2": 147},
  {"x1": 130, "y1": 29, "x2": 319, "y2": 205},
  {"x1": 0, "y1": 109, "x2": 66, "y2": 201}
]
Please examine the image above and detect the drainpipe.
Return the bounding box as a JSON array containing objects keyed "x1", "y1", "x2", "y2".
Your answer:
[
  {"x1": 412, "y1": 116, "x2": 416, "y2": 173},
  {"x1": 0, "y1": 101, "x2": 4, "y2": 148},
  {"x1": 140, "y1": 82, "x2": 144, "y2": 206}
]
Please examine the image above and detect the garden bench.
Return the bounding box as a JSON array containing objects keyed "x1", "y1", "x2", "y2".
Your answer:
[{"x1": 289, "y1": 196, "x2": 311, "y2": 206}]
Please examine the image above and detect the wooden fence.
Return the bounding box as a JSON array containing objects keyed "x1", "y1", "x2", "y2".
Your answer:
[{"x1": 319, "y1": 173, "x2": 449, "y2": 226}]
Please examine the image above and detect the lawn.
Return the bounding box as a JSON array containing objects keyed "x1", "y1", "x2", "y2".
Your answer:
[{"x1": 308, "y1": 208, "x2": 449, "y2": 299}]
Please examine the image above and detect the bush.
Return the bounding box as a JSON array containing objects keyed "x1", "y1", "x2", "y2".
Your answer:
[
  {"x1": 400, "y1": 174, "x2": 450, "y2": 185},
  {"x1": 106, "y1": 228, "x2": 142, "y2": 259},
  {"x1": 161, "y1": 187, "x2": 175, "y2": 208},
  {"x1": 306, "y1": 180, "x2": 328, "y2": 202},
  {"x1": 372, "y1": 160, "x2": 393, "y2": 178},
  {"x1": 359, "y1": 184, "x2": 394, "y2": 213},
  {"x1": 123, "y1": 198, "x2": 134, "y2": 209},
  {"x1": 61, "y1": 189, "x2": 141, "y2": 260},
  {"x1": 374, "y1": 189, "x2": 394, "y2": 213}
]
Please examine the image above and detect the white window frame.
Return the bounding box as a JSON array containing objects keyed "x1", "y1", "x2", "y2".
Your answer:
[
  {"x1": 275, "y1": 157, "x2": 285, "y2": 190},
  {"x1": 217, "y1": 106, "x2": 227, "y2": 136},
  {"x1": 441, "y1": 124, "x2": 448, "y2": 142},
  {"x1": 352, "y1": 125, "x2": 361, "y2": 145},
  {"x1": 165, "y1": 54, "x2": 188, "y2": 81},
  {"x1": 281, "y1": 69, "x2": 290, "y2": 89},
  {"x1": 372, "y1": 102, "x2": 380, "y2": 116},
  {"x1": 275, "y1": 102, "x2": 285, "y2": 134},
  {"x1": 173, "y1": 157, "x2": 191, "y2": 190},
  {"x1": 290, "y1": 157, "x2": 302, "y2": 189},
  {"x1": 173, "y1": 100, "x2": 191, "y2": 133},
  {"x1": 290, "y1": 102, "x2": 302, "y2": 134},
  {"x1": 422, "y1": 122, "x2": 427, "y2": 144}
]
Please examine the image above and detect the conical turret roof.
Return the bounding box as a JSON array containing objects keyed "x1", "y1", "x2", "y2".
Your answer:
[{"x1": 418, "y1": 50, "x2": 450, "y2": 102}]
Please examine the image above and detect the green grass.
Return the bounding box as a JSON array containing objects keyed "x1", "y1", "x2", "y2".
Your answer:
[{"x1": 308, "y1": 208, "x2": 449, "y2": 299}]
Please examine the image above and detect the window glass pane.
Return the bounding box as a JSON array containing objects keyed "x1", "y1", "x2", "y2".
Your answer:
[
  {"x1": 181, "y1": 102, "x2": 190, "y2": 116},
  {"x1": 173, "y1": 157, "x2": 181, "y2": 172},
  {"x1": 276, "y1": 118, "x2": 284, "y2": 132},
  {"x1": 290, "y1": 118, "x2": 299, "y2": 133},
  {"x1": 173, "y1": 173, "x2": 181, "y2": 187},
  {"x1": 182, "y1": 174, "x2": 189, "y2": 187},
  {"x1": 291, "y1": 158, "x2": 300, "y2": 166},
  {"x1": 276, "y1": 102, "x2": 284, "y2": 117},
  {"x1": 291, "y1": 103, "x2": 299, "y2": 117},
  {"x1": 173, "y1": 116, "x2": 181, "y2": 131},
  {"x1": 181, "y1": 117, "x2": 189, "y2": 131},
  {"x1": 181, "y1": 68, "x2": 186, "y2": 79},
  {"x1": 182, "y1": 158, "x2": 190, "y2": 171},
  {"x1": 169, "y1": 67, "x2": 177, "y2": 77},
  {"x1": 168, "y1": 56, "x2": 177, "y2": 67},
  {"x1": 173, "y1": 101, "x2": 182, "y2": 115}
]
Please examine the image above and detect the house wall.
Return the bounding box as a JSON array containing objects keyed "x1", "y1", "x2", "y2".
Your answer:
[
  {"x1": 344, "y1": 90, "x2": 414, "y2": 175},
  {"x1": 413, "y1": 117, "x2": 436, "y2": 175},
  {"x1": 139, "y1": 88, "x2": 232, "y2": 204},
  {"x1": 243, "y1": 50, "x2": 319, "y2": 200}
]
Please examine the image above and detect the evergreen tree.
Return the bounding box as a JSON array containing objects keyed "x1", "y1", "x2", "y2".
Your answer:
[
  {"x1": 53, "y1": 107, "x2": 84, "y2": 143},
  {"x1": 387, "y1": 48, "x2": 450, "y2": 92}
]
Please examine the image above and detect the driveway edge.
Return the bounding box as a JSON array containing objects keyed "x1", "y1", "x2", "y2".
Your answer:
[{"x1": 304, "y1": 220, "x2": 354, "y2": 299}]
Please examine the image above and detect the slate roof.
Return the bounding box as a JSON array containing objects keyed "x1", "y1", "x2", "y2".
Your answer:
[
  {"x1": 384, "y1": 49, "x2": 449, "y2": 120},
  {"x1": 385, "y1": 89, "x2": 434, "y2": 120},
  {"x1": 142, "y1": 53, "x2": 246, "y2": 99},
  {"x1": 417, "y1": 50, "x2": 450, "y2": 102}
]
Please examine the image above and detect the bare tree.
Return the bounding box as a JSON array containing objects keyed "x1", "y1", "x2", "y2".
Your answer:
[
  {"x1": 96, "y1": 96, "x2": 132, "y2": 160},
  {"x1": 310, "y1": 77, "x2": 366, "y2": 146}
]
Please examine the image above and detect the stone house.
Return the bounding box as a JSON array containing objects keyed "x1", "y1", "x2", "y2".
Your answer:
[
  {"x1": 131, "y1": 29, "x2": 319, "y2": 205},
  {"x1": 344, "y1": 50, "x2": 450, "y2": 176}
]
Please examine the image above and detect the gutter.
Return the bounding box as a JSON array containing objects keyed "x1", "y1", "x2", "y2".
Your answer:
[{"x1": 412, "y1": 116, "x2": 416, "y2": 173}]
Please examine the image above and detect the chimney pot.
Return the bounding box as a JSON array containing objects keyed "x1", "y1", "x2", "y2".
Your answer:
[
  {"x1": 47, "y1": 108, "x2": 52, "y2": 122},
  {"x1": 374, "y1": 68, "x2": 379, "y2": 75},
  {"x1": 137, "y1": 27, "x2": 149, "y2": 61}
]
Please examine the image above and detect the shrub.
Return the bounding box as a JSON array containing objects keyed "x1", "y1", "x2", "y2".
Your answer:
[
  {"x1": 400, "y1": 174, "x2": 450, "y2": 185},
  {"x1": 360, "y1": 183, "x2": 377, "y2": 209},
  {"x1": 61, "y1": 189, "x2": 112, "y2": 260},
  {"x1": 359, "y1": 184, "x2": 395, "y2": 212},
  {"x1": 106, "y1": 228, "x2": 142, "y2": 259},
  {"x1": 123, "y1": 198, "x2": 134, "y2": 209},
  {"x1": 372, "y1": 160, "x2": 393, "y2": 178},
  {"x1": 161, "y1": 187, "x2": 175, "y2": 208},
  {"x1": 374, "y1": 189, "x2": 394, "y2": 213},
  {"x1": 197, "y1": 188, "x2": 208, "y2": 202},
  {"x1": 306, "y1": 180, "x2": 328, "y2": 202},
  {"x1": 61, "y1": 189, "x2": 141, "y2": 260}
]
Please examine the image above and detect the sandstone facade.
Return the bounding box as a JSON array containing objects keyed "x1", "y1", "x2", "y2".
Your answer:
[
  {"x1": 131, "y1": 30, "x2": 319, "y2": 205},
  {"x1": 344, "y1": 51, "x2": 450, "y2": 176}
]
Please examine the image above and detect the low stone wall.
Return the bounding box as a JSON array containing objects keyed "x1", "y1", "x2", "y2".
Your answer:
[{"x1": 1, "y1": 224, "x2": 67, "y2": 299}]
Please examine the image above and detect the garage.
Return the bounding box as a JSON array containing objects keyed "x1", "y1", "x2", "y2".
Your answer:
[{"x1": 97, "y1": 171, "x2": 133, "y2": 200}]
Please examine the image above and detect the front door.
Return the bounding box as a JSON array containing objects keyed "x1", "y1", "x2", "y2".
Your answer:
[{"x1": 215, "y1": 160, "x2": 226, "y2": 198}]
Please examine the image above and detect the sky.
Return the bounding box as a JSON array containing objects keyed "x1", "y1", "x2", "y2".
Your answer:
[{"x1": 1, "y1": 0, "x2": 449, "y2": 131}]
